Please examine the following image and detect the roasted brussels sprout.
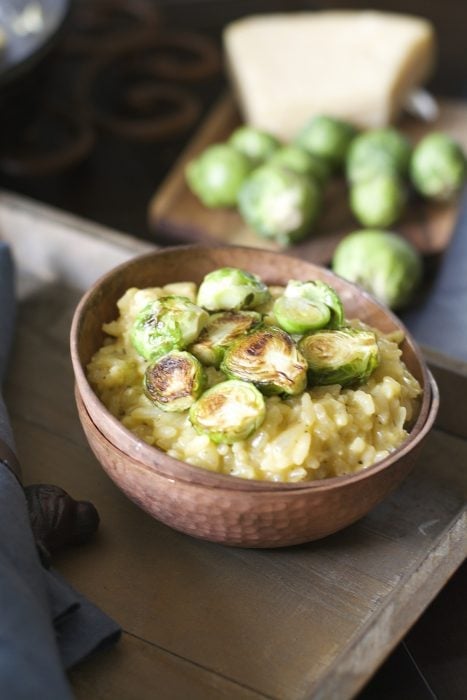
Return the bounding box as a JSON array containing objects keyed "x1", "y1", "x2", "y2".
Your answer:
[
  {"x1": 238, "y1": 164, "x2": 321, "y2": 246},
  {"x1": 145, "y1": 351, "x2": 205, "y2": 412},
  {"x1": 410, "y1": 132, "x2": 467, "y2": 200},
  {"x1": 350, "y1": 173, "x2": 406, "y2": 228},
  {"x1": 229, "y1": 125, "x2": 280, "y2": 164},
  {"x1": 185, "y1": 143, "x2": 253, "y2": 207},
  {"x1": 268, "y1": 145, "x2": 330, "y2": 185},
  {"x1": 197, "y1": 267, "x2": 270, "y2": 312},
  {"x1": 221, "y1": 325, "x2": 307, "y2": 396},
  {"x1": 273, "y1": 296, "x2": 330, "y2": 334},
  {"x1": 346, "y1": 128, "x2": 412, "y2": 184},
  {"x1": 332, "y1": 230, "x2": 422, "y2": 309},
  {"x1": 190, "y1": 310, "x2": 262, "y2": 366},
  {"x1": 283, "y1": 279, "x2": 344, "y2": 329},
  {"x1": 298, "y1": 328, "x2": 380, "y2": 386},
  {"x1": 189, "y1": 379, "x2": 266, "y2": 444},
  {"x1": 131, "y1": 296, "x2": 209, "y2": 360},
  {"x1": 295, "y1": 115, "x2": 357, "y2": 170}
]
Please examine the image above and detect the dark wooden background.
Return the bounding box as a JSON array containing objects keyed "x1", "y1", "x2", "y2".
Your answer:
[{"x1": 0, "y1": 0, "x2": 466, "y2": 240}]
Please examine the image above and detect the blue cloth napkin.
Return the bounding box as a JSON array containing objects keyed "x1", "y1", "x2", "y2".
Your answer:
[
  {"x1": 0, "y1": 243, "x2": 15, "y2": 454},
  {"x1": 0, "y1": 242, "x2": 121, "y2": 698},
  {"x1": 402, "y1": 190, "x2": 467, "y2": 361}
]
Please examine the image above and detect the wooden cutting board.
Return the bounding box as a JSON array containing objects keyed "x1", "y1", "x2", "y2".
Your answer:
[{"x1": 149, "y1": 93, "x2": 467, "y2": 263}]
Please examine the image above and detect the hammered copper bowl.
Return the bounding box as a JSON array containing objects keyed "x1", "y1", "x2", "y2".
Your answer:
[{"x1": 70, "y1": 245, "x2": 438, "y2": 548}]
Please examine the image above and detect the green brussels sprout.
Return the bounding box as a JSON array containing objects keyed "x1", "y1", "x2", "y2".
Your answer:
[
  {"x1": 238, "y1": 164, "x2": 321, "y2": 246},
  {"x1": 273, "y1": 296, "x2": 330, "y2": 334},
  {"x1": 350, "y1": 173, "x2": 407, "y2": 228},
  {"x1": 332, "y1": 230, "x2": 422, "y2": 309},
  {"x1": 190, "y1": 310, "x2": 262, "y2": 367},
  {"x1": 131, "y1": 295, "x2": 209, "y2": 360},
  {"x1": 144, "y1": 351, "x2": 205, "y2": 412},
  {"x1": 197, "y1": 267, "x2": 270, "y2": 311},
  {"x1": 346, "y1": 128, "x2": 412, "y2": 184},
  {"x1": 229, "y1": 125, "x2": 280, "y2": 164},
  {"x1": 268, "y1": 145, "x2": 330, "y2": 185},
  {"x1": 185, "y1": 143, "x2": 253, "y2": 207},
  {"x1": 298, "y1": 328, "x2": 380, "y2": 386},
  {"x1": 294, "y1": 115, "x2": 357, "y2": 170},
  {"x1": 221, "y1": 325, "x2": 307, "y2": 396},
  {"x1": 410, "y1": 132, "x2": 467, "y2": 200},
  {"x1": 189, "y1": 379, "x2": 266, "y2": 444},
  {"x1": 283, "y1": 280, "x2": 344, "y2": 328}
]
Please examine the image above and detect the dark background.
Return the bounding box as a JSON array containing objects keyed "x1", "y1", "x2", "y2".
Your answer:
[{"x1": 1, "y1": 0, "x2": 467, "y2": 240}]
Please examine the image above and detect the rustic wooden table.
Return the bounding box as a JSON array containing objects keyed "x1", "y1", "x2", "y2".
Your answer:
[{"x1": 0, "y1": 191, "x2": 465, "y2": 700}]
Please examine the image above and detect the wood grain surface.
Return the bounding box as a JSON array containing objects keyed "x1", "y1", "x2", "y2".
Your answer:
[
  {"x1": 148, "y1": 94, "x2": 467, "y2": 264},
  {"x1": 1, "y1": 191, "x2": 466, "y2": 700}
]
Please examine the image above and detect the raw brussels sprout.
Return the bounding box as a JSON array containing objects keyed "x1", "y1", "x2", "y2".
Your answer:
[
  {"x1": 185, "y1": 143, "x2": 253, "y2": 207},
  {"x1": 189, "y1": 379, "x2": 266, "y2": 444},
  {"x1": 190, "y1": 310, "x2": 262, "y2": 367},
  {"x1": 283, "y1": 280, "x2": 344, "y2": 328},
  {"x1": 221, "y1": 325, "x2": 307, "y2": 396},
  {"x1": 144, "y1": 351, "x2": 205, "y2": 412},
  {"x1": 332, "y1": 230, "x2": 422, "y2": 309},
  {"x1": 346, "y1": 128, "x2": 412, "y2": 184},
  {"x1": 273, "y1": 296, "x2": 330, "y2": 334},
  {"x1": 295, "y1": 115, "x2": 357, "y2": 170},
  {"x1": 238, "y1": 164, "x2": 321, "y2": 246},
  {"x1": 197, "y1": 267, "x2": 270, "y2": 311},
  {"x1": 131, "y1": 295, "x2": 209, "y2": 360},
  {"x1": 229, "y1": 125, "x2": 280, "y2": 164},
  {"x1": 350, "y1": 174, "x2": 406, "y2": 228},
  {"x1": 298, "y1": 328, "x2": 380, "y2": 386},
  {"x1": 268, "y1": 145, "x2": 330, "y2": 185},
  {"x1": 410, "y1": 132, "x2": 467, "y2": 200}
]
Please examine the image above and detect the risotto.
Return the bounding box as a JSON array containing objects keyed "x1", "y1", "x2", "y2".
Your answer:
[{"x1": 87, "y1": 279, "x2": 421, "y2": 483}]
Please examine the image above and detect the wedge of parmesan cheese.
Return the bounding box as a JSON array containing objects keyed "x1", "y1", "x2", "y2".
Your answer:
[{"x1": 223, "y1": 11, "x2": 436, "y2": 139}]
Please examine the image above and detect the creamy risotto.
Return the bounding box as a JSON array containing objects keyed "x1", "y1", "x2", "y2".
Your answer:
[{"x1": 87, "y1": 281, "x2": 421, "y2": 483}]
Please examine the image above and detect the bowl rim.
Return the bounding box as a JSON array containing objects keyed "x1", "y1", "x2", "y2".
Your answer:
[{"x1": 70, "y1": 243, "x2": 439, "y2": 493}]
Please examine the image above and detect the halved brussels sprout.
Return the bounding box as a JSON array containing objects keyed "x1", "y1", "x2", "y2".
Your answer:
[
  {"x1": 350, "y1": 173, "x2": 407, "y2": 228},
  {"x1": 197, "y1": 267, "x2": 270, "y2": 311},
  {"x1": 273, "y1": 296, "x2": 330, "y2": 334},
  {"x1": 145, "y1": 351, "x2": 205, "y2": 412},
  {"x1": 237, "y1": 164, "x2": 321, "y2": 246},
  {"x1": 298, "y1": 328, "x2": 380, "y2": 387},
  {"x1": 229, "y1": 125, "x2": 280, "y2": 165},
  {"x1": 221, "y1": 325, "x2": 307, "y2": 396},
  {"x1": 295, "y1": 115, "x2": 357, "y2": 170},
  {"x1": 346, "y1": 128, "x2": 412, "y2": 184},
  {"x1": 410, "y1": 132, "x2": 467, "y2": 200},
  {"x1": 131, "y1": 295, "x2": 209, "y2": 360},
  {"x1": 268, "y1": 145, "x2": 330, "y2": 185},
  {"x1": 284, "y1": 279, "x2": 344, "y2": 328},
  {"x1": 189, "y1": 379, "x2": 266, "y2": 444},
  {"x1": 185, "y1": 143, "x2": 253, "y2": 207},
  {"x1": 332, "y1": 230, "x2": 422, "y2": 309},
  {"x1": 190, "y1": 310, "x2": 262, "y2": 367}
]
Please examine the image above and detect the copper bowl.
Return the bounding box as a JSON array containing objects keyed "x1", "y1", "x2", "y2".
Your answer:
[{"x1": 70, "y1": 245, "x2": 439, "y2": 548}]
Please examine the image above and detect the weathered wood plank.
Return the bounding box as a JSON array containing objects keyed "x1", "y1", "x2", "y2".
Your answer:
[{"x1": 70, "y1": 633, "x2": 267, "y2": 700}]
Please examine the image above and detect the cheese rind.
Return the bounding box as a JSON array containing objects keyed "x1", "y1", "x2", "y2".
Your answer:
[{"x1": 223, "y1": 11, "x2": 436, "y2": 139}]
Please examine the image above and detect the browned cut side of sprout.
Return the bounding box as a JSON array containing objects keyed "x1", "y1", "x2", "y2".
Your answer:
[
  {"x1": 221, "y1": 325, "x2": 307, "y2": 395},
  {"x1": 145, "y1": 351, "x2": 205, "y2": 412}
]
